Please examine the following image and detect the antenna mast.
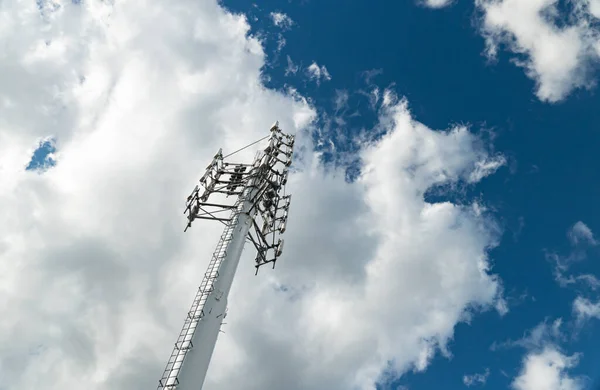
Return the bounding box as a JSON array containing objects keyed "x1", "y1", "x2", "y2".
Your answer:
[{"x1": 157, "y1": 122, "x2": 295, "y2": 390}]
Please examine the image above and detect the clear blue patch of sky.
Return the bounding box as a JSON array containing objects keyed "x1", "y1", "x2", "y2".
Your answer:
[
  {"x1": 26, "y1": 139, "x2": 56, "y2": 172},
  {"x1": 223, "y1": 0, "x2": 600, "y2": 388}
]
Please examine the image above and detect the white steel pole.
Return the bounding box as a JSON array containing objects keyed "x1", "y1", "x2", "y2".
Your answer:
[
  {"x1": 159, "y1": 123, "x2": 293, "y2": 390},
  {"x1": 177, "y1": 198, "x2": 256, "y2": 389},
  {"x1": 159, "y1": 177, "x2": 260, "y2": 390}
]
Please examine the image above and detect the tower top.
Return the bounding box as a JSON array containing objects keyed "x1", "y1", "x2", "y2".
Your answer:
[{"x1": 157, "y1": 122, "x2": 296, "y2": 390}]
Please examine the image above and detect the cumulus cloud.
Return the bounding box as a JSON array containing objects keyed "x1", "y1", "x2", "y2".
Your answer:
[
  {"x1": 492, "y1": 320, "x2": 585, "y2": 390},
  {"x1": 590, "y1": 0, "x2": 600, "y2": 18},
  {"x1": 463, "y1": 368, "x2": 490, "y2": 387},
  {"x1": 0, "y1": 1, "x2": 506, "y2": 390},
  {"x1": 474, "y1": 0, "x2": 600, "y2": 102},
  {"x1": 207, "y1": 97, "x2": 507, "y2": 390},
  {"x1": 307, "y1": 61, "x2": 332, "y2": 85},
  {"x1": 511, "y1": 348, "x2": 584, "y2": 390},
  {"x1": 0, "y1": 0, "x2": 312, "y2": 388},
  {"x1": 427, "y1": 0, "x2": 600, "y2": 101}
]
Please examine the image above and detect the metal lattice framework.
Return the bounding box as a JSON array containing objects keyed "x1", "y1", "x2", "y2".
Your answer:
[{"x1": 157, "y1": 122, "x2": 295, "y2": 390}]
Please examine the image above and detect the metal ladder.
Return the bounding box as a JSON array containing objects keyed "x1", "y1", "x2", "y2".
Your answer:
[{"x1": 157, "y1": 199, "x2": 243, "y2": 389}]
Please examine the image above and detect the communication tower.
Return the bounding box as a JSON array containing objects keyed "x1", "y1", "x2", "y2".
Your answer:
[{"x1": 157, "y1": 122, "x2": 295, "y2": 390}]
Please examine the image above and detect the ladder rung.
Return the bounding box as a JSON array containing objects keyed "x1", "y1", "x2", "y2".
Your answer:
[
  {"x1": 159, "y1": 378, "x2": 179, "y2": 386},
  {"x1": 175, "y1": 340, "x2": 193, "y2": 350},
  {"x1": 188, "y1": 309, "x2": 204, "y2": 320}
]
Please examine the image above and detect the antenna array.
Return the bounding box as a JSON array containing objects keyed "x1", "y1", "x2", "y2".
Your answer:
[{"x1": 157, "y1": 122, "x2": 295, "y2": 390}]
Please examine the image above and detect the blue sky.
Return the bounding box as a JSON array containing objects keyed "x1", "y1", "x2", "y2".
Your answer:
[
  {"x1": 26, "y1": 138, "x2": 56, "y2": 171},
  {"x1": 7, "y1": 0, "x2": 600, "y2": 389},
  {"x1": 216, "y1": 0, "x2": 600, "y2": 388}
]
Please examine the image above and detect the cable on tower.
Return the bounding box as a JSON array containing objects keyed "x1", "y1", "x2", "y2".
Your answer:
[{"x1": 222, "y1": 134, "x2": 271, "y2": 159}]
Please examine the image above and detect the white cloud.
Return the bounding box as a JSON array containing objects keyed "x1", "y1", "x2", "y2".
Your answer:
[
  {"x1": 575, "y1": 274, "x2": 600, "y2": 290},
  {"x1": 474, "y1": 0, "x2": 600, "y2": 102},
  {"x1": 573, "y1": 296, "x2": 600, "y2": 322},
  {"x1": 491, "y1": 320, "x2": 585, "y2": 390},
  {"x1": 427, "y1": 0, "x2": 600, "y2": 101},
  {"x1": 270, "y1": 12, "x2": 294, "y2": 30},
  {"x1": 590, "y1": 0, "x2": 600, "y2": 18},
  {"x1": 552, "y1": 270, "x2": 600, "y2": 290},
  {"x1": 422, "y1": 0, "x2": 455, "y2": 8},
  {"x1": 547, "y1": 221, "x2": 598, "y2": 288},
  {"x1": 468, "y1": 156, "x2": 506, "y2": 183},
  {"x1": 463, "y1": 368, "x2": 490, "y2": 387},
  {"x1": 511, "y1": 348, "x2": 584, "y2": 390},
  {"x1": 0, "y1": 0, "x2": 312, "y2": 388},
  {"x1": 568, "y1": 221, "x2": 597, "y2": 246},
  {"x1": 0, "y1": 2, "x2": 506, "y2": 390},
  {"x1": 491, "y1": 318, "x2": 564, "y2": 351},
  {"x1": 285, "y1": 55, "x2": 300, "y2": 76},
  {"x1": 307, "y1": 61, "x2": 332, "y2": 85},
  {"x1": 495, "y1": 295, "x2": 510, "y2": 316},
  {"x1": 276, "y1": 34, "x2": 287, "y2": 52},
  {"x1": 208, "y1": 97, "x2": 506, "y2": 389}
]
